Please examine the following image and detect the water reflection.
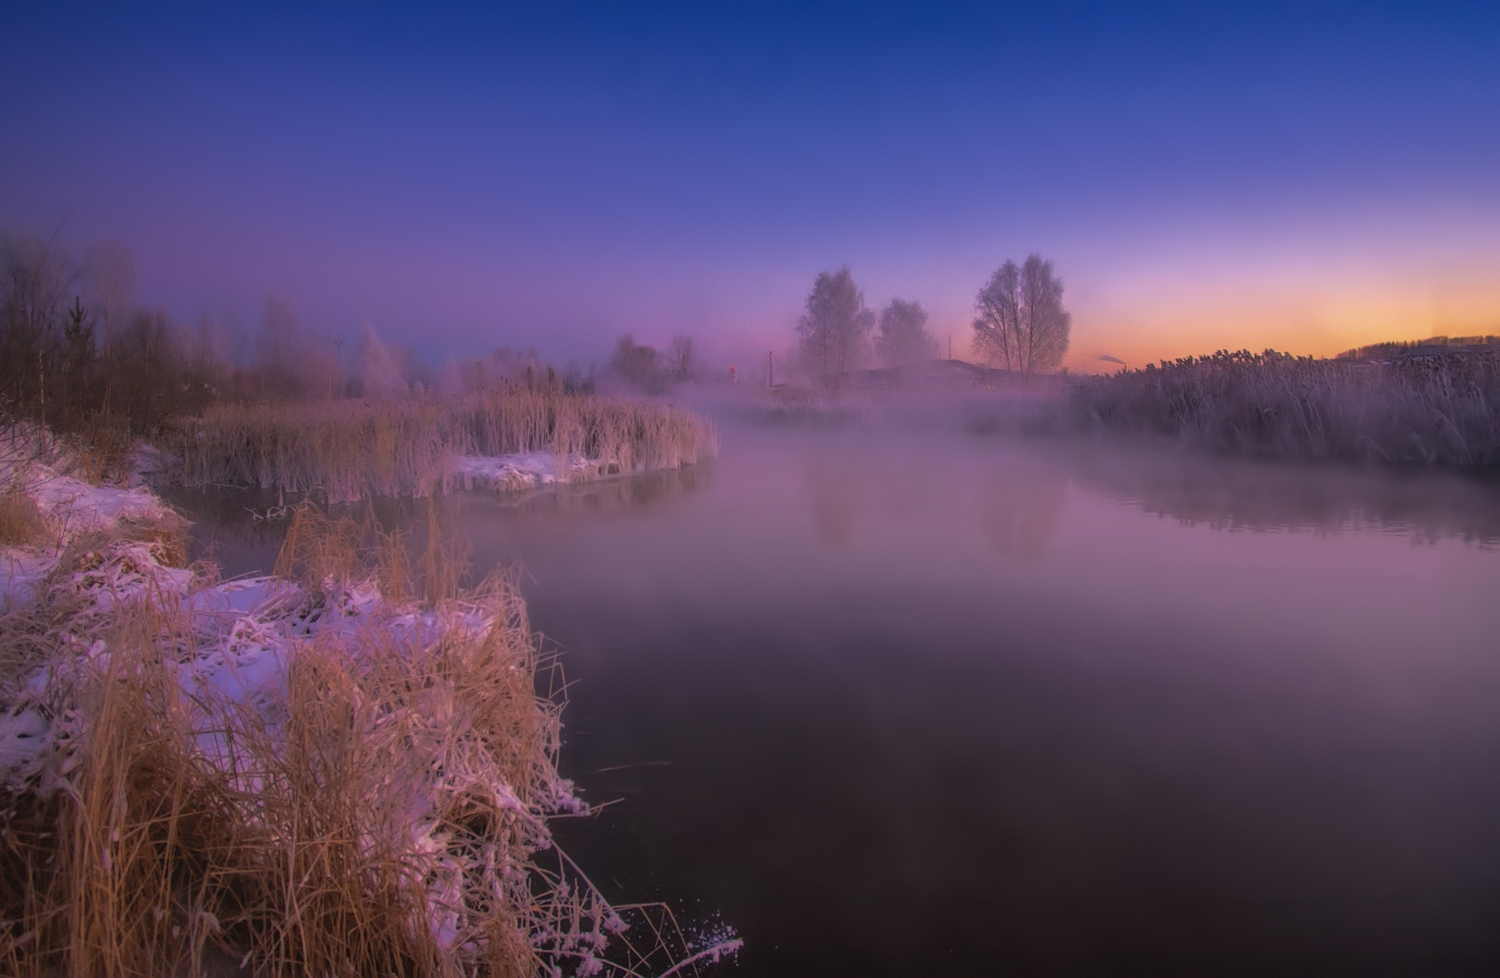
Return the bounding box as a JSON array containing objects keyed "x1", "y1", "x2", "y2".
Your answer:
[
  {"x1": 167, "y1": 424, "x2": 1500, "y2": 975},
  {"x1": 803, "y1": 462, "x2": 866, "y2": 548},
  {"x1": 465, "y1": 459, "x2": 714, "y2": 518},
  {"x1": 1071, "y1": 445, "x2": 1500, "y2": 544},
  {"x1": 166, "y1": 461, "x2": 715, "y2": 579},
  {"x1": 975, "y1": 463, "x2": 1066, "y2": 559}
]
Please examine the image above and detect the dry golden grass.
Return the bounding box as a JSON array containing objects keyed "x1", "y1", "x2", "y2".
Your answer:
[
  {"x1": 0, "y1": 418, "x2": 138, "y2": 491},
  {"x1": 0, "y1": 484, "x2": 44, "y2": 547},
  {"x1": 1, "y1": 499, "x2": 717, "y2": 978},
  {"x1": 72, "y1": 414, "x2": 138, "y2": 488},
  {"x1": 167, "y1": 389, "x2": 718, "y2": 502},
  {"x1": 0, "y1": 513, "x2": 189, "y2": 683}
]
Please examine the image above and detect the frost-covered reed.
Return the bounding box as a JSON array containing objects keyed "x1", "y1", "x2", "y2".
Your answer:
[
  {"x1": 168, "y1": 388, "x2": 719, "y2": 502},
  {"x1": 1068, "y1": 349, "x2": 1500, "y2": 467},
  {"x1": 0, "y1": 473, "x2": 736, "y2": 975}
]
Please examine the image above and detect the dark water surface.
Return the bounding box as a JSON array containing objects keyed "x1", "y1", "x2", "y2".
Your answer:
[{"x1": 174, "y1": 421, "x2": 1500, "y2": 977}]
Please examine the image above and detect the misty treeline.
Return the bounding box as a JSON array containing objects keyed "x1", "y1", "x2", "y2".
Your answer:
[
  {"x1": 0, "y1": 229, "x2": 592, "y2": 445},
  {"x1": 793, "y1": 255, "x2": 1069, "y2": 389},
  {"x1": 607, "y1": 334, "x2": 696, "y2": 394},
  {"x1": 0, "y1": 231, "x2": 220, "y2": 443},
  {"x1": 792, "y1": 268, "x2": 936, "y2": 389}
]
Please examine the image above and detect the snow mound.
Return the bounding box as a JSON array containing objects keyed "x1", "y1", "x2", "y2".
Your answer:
[{"x1": 10, "y1": 460, "x2": 172, "y2": 532}]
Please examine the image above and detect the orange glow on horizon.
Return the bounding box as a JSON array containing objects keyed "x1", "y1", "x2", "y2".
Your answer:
[{"x1": 1060, "y1": 256, "x2": 1500, "y2": 373}]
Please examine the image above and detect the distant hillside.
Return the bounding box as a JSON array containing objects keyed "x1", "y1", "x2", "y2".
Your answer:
[{"x1": 1336, "y1": 334, "x2": 1500, "y2": 362}]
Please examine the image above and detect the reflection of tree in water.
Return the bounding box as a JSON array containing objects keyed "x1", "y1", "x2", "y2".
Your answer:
[
  {"x1": 804, "y1": 463, "x2": 865, "y2": 548},
  {"x1": 976, "y1": 466, "x2": 1066, "y2": 559},
  {"x1": 1073, "y1": 450, "x2": 1500, "y2": 545}
]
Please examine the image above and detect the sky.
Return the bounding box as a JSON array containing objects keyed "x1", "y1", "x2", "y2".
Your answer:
[{"x1": 2, "y1": 1, "x2": 1497, "y2": 373}]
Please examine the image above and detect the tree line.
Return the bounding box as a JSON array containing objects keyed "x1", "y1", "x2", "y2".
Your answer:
[
  {"x1": 1, "y1": 231, "x2": 224, "y2": 439},
  {"x1": 794, "y1": 254, "x2": 1070, "y2": 388},
  {"x1": 606, "y1": 334, "x2": 696, "y2": 393},
  {"x1": 0, "y1": 229, "x2": 600, "y2": 451}
]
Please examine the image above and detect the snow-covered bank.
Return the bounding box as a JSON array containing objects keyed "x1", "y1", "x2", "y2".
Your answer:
[
  {"x1": 2, "y1": 453, "x2": 180, "y2": 609},
  {"x1": 0, "y1": 448, "x2": 728, "y2": 976},
  {"x1": 446, "y1": 450, "x2": 617, "y2": 493}
]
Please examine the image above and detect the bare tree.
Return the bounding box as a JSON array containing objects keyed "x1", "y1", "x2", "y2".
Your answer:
[
  {"x1": 972, "y1": 260, "x2": 1019, "y2": 370},
  {"x1": 85, "y1": 239, "x2": 136, "y2": 345},
  {"x1": 0, "y1": 229, "x2": 75, "y2": 421},
  {"x1": 609, "y1": 335, "x2": 666, "y2": 393},
  {"x1": 668, "y1": 335, "x2": 696, "y2": 380},
  {"x1": 875, "y1": 297, "x2": 936, "y2": 368},
  {"x1": 972, "y1": 254, "x2": 1071, "y2": 378},
  {"x1": 105, "y1": 308, "x2": 178, "y2": 429},
  {"x1": 256, "y1": 293, "x2": 303, "y2": 396},
  {"x1": 797, "y1": 267, "x2": 874, "y2": 389},
  {"x1": 358, "y1": 321, "x2": 408, "y2": 399}
]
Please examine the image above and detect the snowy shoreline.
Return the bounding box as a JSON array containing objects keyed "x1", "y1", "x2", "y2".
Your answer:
[
  {"x1": 445, "y1": 450, "x2": 621, "y2": 493},
  {"x1": 0, "y1": 447, "x2": 730, "y2": 974}
]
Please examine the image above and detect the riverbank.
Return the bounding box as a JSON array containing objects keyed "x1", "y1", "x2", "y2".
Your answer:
[
  {"x1": 164, "y1": 389, "x2": 719, "y2": 502},
  {"x1": 736, "y1": 351, "x2": 1500, "y2": 470},
  {"x1": 0, "y1": 439, "x2": 732, "y2": 976}
]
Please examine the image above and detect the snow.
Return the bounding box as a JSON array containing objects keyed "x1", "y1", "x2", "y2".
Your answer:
[
  {"x1": 24, "y1": 461, "x2": 173, "y2": 531},
  {"x1": 448, "y1": 451, "x2": 607, "y2": 492},
  {"x1": 1, "y1": 446, "x2": 180, "y2": 607},
  {"x1": 0, "y1": 448, "x2": 578, "y2": 822},
  {"x1": 0, "y1": 439, "x2": 736, "y2": 971},
  {"x1": 2, "y1": 551, "x2": 53, "y2": 608}
]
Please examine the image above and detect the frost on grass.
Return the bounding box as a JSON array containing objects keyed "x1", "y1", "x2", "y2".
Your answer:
[
  {"x1": 167, "y1": 390, "x2": 719, "y2": 502},
  {"x1": 0, "y1": 454, "x2": 734, "y2": 977}
]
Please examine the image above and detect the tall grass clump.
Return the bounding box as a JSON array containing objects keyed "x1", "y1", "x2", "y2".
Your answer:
[
  {"x1": 1069, "y1": 349, "x2": 1500, "y2": 467},
  {"x1": 168, "y1": 388, "x2": 718, "y2": 502},
  {"x1": 0, "y1": 482, "x2": 44, "y2": 547},
  {"x1": 1, "y1": 501, "x2": 732, "y2": 976}
]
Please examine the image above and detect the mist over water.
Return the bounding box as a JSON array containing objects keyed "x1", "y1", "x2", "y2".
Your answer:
[{"x1": 175, "y1": 417, "x2": 1500, "y2": 976}]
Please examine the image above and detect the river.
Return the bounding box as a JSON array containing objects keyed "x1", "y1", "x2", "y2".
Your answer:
[{"x1": 171, "y1": 415, "x2": 1500, "y2": 977}]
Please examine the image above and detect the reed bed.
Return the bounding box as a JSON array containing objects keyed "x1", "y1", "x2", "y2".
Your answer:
[
  {"x1": 1067, "y1": 349, "x2": 1500, "y2": 467},
  {"x1": 167, "y1": 389, "x2": 718, "y2": 502},
  {"x1": 1, "y1": 497, "x2": 733, "y2": 976}
]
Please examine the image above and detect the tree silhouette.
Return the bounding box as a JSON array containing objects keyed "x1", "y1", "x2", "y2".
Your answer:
[
  {"x1": 798, "y1": 267, "x2": 874, "y2": 388},
  {"x1": 973, "y1": 254, "x2": 1070, "y2": 377}
]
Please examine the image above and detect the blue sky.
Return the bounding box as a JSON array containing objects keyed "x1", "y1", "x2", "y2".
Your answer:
[{"x1": 2, "y1": 1, "x2": 1496, "y2": 370}]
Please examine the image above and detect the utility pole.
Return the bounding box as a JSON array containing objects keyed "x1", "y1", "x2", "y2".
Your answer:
[{"x1": 768, "y1": 350, "x2": 774, "y2": 389}]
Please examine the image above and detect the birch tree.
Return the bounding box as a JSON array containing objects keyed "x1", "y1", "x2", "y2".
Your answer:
[
  {"x1": 798, "y1": 267, "x2": 874, "y2": 388},
  {"x1": 972, "y1": 254, "x2": 1071, "y2": 377}
]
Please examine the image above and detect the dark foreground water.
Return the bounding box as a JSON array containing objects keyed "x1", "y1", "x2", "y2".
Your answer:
[{"x1": 174, "y1": 420, "x2": 1500, "y2": 977}]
